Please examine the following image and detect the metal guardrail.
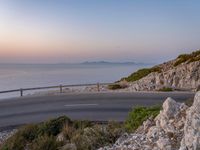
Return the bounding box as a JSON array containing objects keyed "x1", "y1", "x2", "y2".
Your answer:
[{"x1": 0, "y1": 83, "x2": 112, "y2": 97}]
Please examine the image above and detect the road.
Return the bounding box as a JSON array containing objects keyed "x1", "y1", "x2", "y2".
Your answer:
[{"x1": 0, "y1": 92, "x2": 195, "y2": 130}]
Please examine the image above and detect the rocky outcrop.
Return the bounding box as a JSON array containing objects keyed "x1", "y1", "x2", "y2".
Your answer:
[
  {"x1": 99, "y1": 91, "x2": 200, "y2": 150},
  {"x1": 127, "y1": 61, "x2": 200, "y2": 91},
  {"x1": 179, "y1": 92, "x2": 200, "y2": 150}
]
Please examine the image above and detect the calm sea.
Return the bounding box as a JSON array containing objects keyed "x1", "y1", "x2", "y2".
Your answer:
[{"x1": 0, "y1": 63, "x2": 151, "y2": 99}]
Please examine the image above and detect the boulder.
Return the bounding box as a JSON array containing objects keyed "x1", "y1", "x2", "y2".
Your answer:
[
  {"x1": 99, "y1": 92, "x2": 200, "y2": 150},
  {"x1": 179, "y1": 91, "x2": 200, "y2": 150}
]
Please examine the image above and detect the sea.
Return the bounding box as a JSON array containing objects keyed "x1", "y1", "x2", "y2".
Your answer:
[{"x1": 0, "y1": 63, "x2": 152, "y2": 99}]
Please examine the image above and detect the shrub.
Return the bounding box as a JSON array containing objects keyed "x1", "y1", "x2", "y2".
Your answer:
[
  {"x1": 73, "y1": 120, "x2": 92, "y2": 129},
  {"x1": 30, "y1": 135, "x2": 60, "y2": 150},
  {"x1": 125, "y1": 106, "x2": 161, "y2": 132},
  {"x1": 1, "y1": 124, "x2": 39, "y2": 150},
  {"x1": 0, "y1": 116, "x2": 71, "y2": 150},
  {"x1": 158, "y1": 87, "x2": 173, "y2": 92},
  {"x1": 124, "y1": 67, "x2": 161, "y2": 82},
  {"x1": 108, "y1": 84, "x2": 127, "y2": 90},
  {"x1": 71, "y1": 125, "x2": 110, "y2": 150},
  {"x1": 106, "y1": 121, "x2": 124, "y2": 143},
  {"x1": 174, "y1": 50, "x2": 200, "y2": 66},
  {"x1": 38, "y1": 116, "x2": 72, "y2": 136},
  {"x1": 0, "y1": 132, "x2": 25, "y2": 150}
]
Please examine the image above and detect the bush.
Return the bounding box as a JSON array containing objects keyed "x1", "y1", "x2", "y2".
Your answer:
[
  {"x1": 125, "y1": 106, "x2": 161, "y2": 132},
  {"x1": 158, "y1": 87, "x2": 173, "y2": 92},
  {"x1": 1, "y1": 124, "x2": 39, "y2": 150},
  {"x1": 0, "y1": 116, "x2": 71, "y2": 150},
  {"x1": 108, "y1": 84, "x2": 127, "y2": 90},
  {"x1": 106, "y1": 121, "x2": 124, "y2": 143},
  {"x1": 0, "y1": 132, "x2": 25, "y2": 150},
  {"x1": 124, "y1": 67, "x2": 161, "y2": 82},
  {"x1": 38, "y1": 116, "x2": 72, "y2": 136},
  {"x1": 174, "y1": 50, "x2": 200, "y2": 66},
  {"x1": 30, "y1": 135, "x2": 60, "y2": 150}
]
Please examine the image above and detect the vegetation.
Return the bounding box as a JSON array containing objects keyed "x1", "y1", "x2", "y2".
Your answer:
[
  {"x1": 125, "y1": 106, "x2": 161, "y2": 132},
  {"x1": 174, "y1": 50, "x2": 200, "y2": 66},
  {"x1": 108, "y1": 84, "x2": 127, "y2": 90},
  {"x1": 158, "y1": 87, "x2": 173, "y2": 92},
  {"x1": 0, "y1": 116, "x2": 69, "y2": 150},
  {"x1": 0, "y1": 117, "x2": 123, "y2": 150},
  {"x1": 122, "y1": 66, "x2": 161, "y2": 82},
  {"x1": 184, "y1": 98, "x2": 194, "y2": 107},
  {"x1": 1, "y1": 105, "x2": 163, "y2": 150}
]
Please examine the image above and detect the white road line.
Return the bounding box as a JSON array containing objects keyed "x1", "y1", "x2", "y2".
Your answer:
[{"x1": 64, "y1": 103, "x2": 99, "y2": 107}]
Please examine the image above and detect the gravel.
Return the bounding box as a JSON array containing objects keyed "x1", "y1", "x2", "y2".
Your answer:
[{"x1": 0, "y1": 129, "x2": 17, "y2": 145}]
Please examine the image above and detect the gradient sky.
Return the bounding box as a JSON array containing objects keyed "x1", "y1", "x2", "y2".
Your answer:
[{"x1": 0, "y1": 0, "x2": 200, "y2": 63}]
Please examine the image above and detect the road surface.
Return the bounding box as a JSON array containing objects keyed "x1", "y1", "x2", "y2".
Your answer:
[{"x1": 0, "y1": 92, "x2": 195, "y2": 130}]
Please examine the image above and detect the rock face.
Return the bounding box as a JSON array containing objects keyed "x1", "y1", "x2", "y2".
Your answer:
[
  {"x1": 127, "y1": 61, "x2": 200, "y2": 91},
  {"x1": 179, "y1": 92, "x2": 200, "y2": 150},
  {"x1": 99, "y1": 91, "x2": 200, "y2": 150}
]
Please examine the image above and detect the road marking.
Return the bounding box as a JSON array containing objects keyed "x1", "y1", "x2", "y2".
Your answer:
[{"x1": 64, "y1": 103, "x2": 99, "y2": 107}]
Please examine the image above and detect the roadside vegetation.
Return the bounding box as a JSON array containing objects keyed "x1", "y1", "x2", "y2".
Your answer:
[
  {"x1": 158, "y1": 87, "x2": 173, "y2": 92},
  {"x1": 0, "y1": 105, "x2": 161, "y2": 150},
  {"x1": 174, "y1": 50, "x2": 200, "y2": 66},
  {"x1": 108, "y1": 83, "x2": 127, "y2": 90},
  {"x1": 125, "y1": 106, "x2": 161, "y2": 132},
  {"x1": 122, "y1": 66, "x2": 161, "y2": 82},
  {"x1": 0, "y1": 117, "x2": 124, "y2": 150}
]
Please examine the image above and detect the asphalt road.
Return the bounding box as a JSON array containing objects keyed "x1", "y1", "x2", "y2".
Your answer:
[{"x1": 0, "y1": 92, "x2": 195, "y2": 130}]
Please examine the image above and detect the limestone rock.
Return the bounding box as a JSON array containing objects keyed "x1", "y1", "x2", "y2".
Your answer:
[
  {"x1": 99, "y1": 92, "x2": 200, "y2": 150},
  {"x1": 126, "y1": 61, "x2": 200, "y2": 92},
  {"x1": 179, "y1": 91, "x2": 200, "y2": 150}
]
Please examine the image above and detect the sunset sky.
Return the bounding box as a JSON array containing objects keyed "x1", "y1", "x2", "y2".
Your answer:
[{"x1": 0, "y1": 0, "x2": 200, "y2": 63}]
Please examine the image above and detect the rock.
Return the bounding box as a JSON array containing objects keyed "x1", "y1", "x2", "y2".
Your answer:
[
  {"x1": 179, "y1": 91, "x2": 200, "y2": 150},
  {"x1": 99, "y1": 92, "x2": 200, "y2": 150},
  {"x1": 56, "y1": 132, "x2": 66, "y2": 142},
  {"x1": 162, "y1": 97, "x2": 181, "y2": 119},
  {"x1": 126, "y1": 59, "x2": 200, "y2": 92},
  {"x1": 61, "y1": 143, "x2": 77, "y2": 150},
  {"x1": 156, "y1": 137, "x2": 171, "y2": 150}
]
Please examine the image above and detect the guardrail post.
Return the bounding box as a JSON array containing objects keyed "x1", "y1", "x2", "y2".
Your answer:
[
  {"x1": 20, "y1": 88, "x2": 23, "y2": 97},
  {"x1": 97, "y1": 83, "x2": 100, "y2": 92},
  {"x1": 60, "y1": 85, "x2": 63, "y2": 93}
]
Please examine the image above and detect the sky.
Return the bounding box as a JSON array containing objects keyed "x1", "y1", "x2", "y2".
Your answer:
[{"x1": 0, "y1": 0, "x2": 200, "y2": 63}]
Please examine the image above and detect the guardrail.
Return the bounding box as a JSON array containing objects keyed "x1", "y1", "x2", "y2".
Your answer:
[{"x1": 0, "y1": 83, "x2": 112, "y2": 97}]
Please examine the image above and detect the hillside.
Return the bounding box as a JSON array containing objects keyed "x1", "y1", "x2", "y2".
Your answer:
[{"x1": 117, "y1": 50, "x2": 200, "y2": 91}]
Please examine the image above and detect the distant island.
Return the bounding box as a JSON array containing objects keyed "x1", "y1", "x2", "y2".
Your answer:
[{"x1": 81, "y1": 61, "x2": 149, "y2": 65}]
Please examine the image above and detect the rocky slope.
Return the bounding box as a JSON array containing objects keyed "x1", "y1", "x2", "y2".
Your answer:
[
  {"x1": 119, "y1": 50, "x2": 200, "y2": 91},
  {"x1": 99, "y1": 91, "x2": 200, "y2": 150}
]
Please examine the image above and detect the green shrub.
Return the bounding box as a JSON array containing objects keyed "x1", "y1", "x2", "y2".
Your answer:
[
  {"x1": 125, "y1": 106, "x2": 161, "y2": 132},
  {"x1": 1, "y1": 124, "x2": 39, "y2": 150},
  {"x1": 0, "y1": 132, "x2": 25, "y2": 150},
  {"x1": 71, "y1": 125, "x2": 110, "y2": 150},
  {"x1": 158, "y1": 87, "x2": 173, "y2": 92},
  {"x1": 174, "y1": 50, "x2": 200, "y2": 66},
  {"x1": 108, "y1": 84, "x2": 127, "y2": 90},
  {"x1": 1, "y1": 116, "x2": 71, "y2": 150},
  {"x1": 106, "y1": 121, "x2": 124, "y2": 143},
  {"x1": 73, "y1": 120, "x2": 92, "y2": 129},
  {"x1": 38, "y1": 116, "x2": 72, "y2": 136},
  {"x1": 124, "y1": 67, "x2": 161, "y2": 82},
  {"x1": 30, "y1": 135, "x2": 60, "y2": 150}
]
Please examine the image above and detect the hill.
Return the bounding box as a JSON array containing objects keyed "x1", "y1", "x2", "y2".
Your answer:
[{"x1": 118, "y1": 50, "x2": 200, "y2": 91}]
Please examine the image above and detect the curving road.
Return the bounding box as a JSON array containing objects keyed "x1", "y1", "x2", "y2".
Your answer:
[{"x1": 0, "y1": 92, "x2": 195, "y2": 130}]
